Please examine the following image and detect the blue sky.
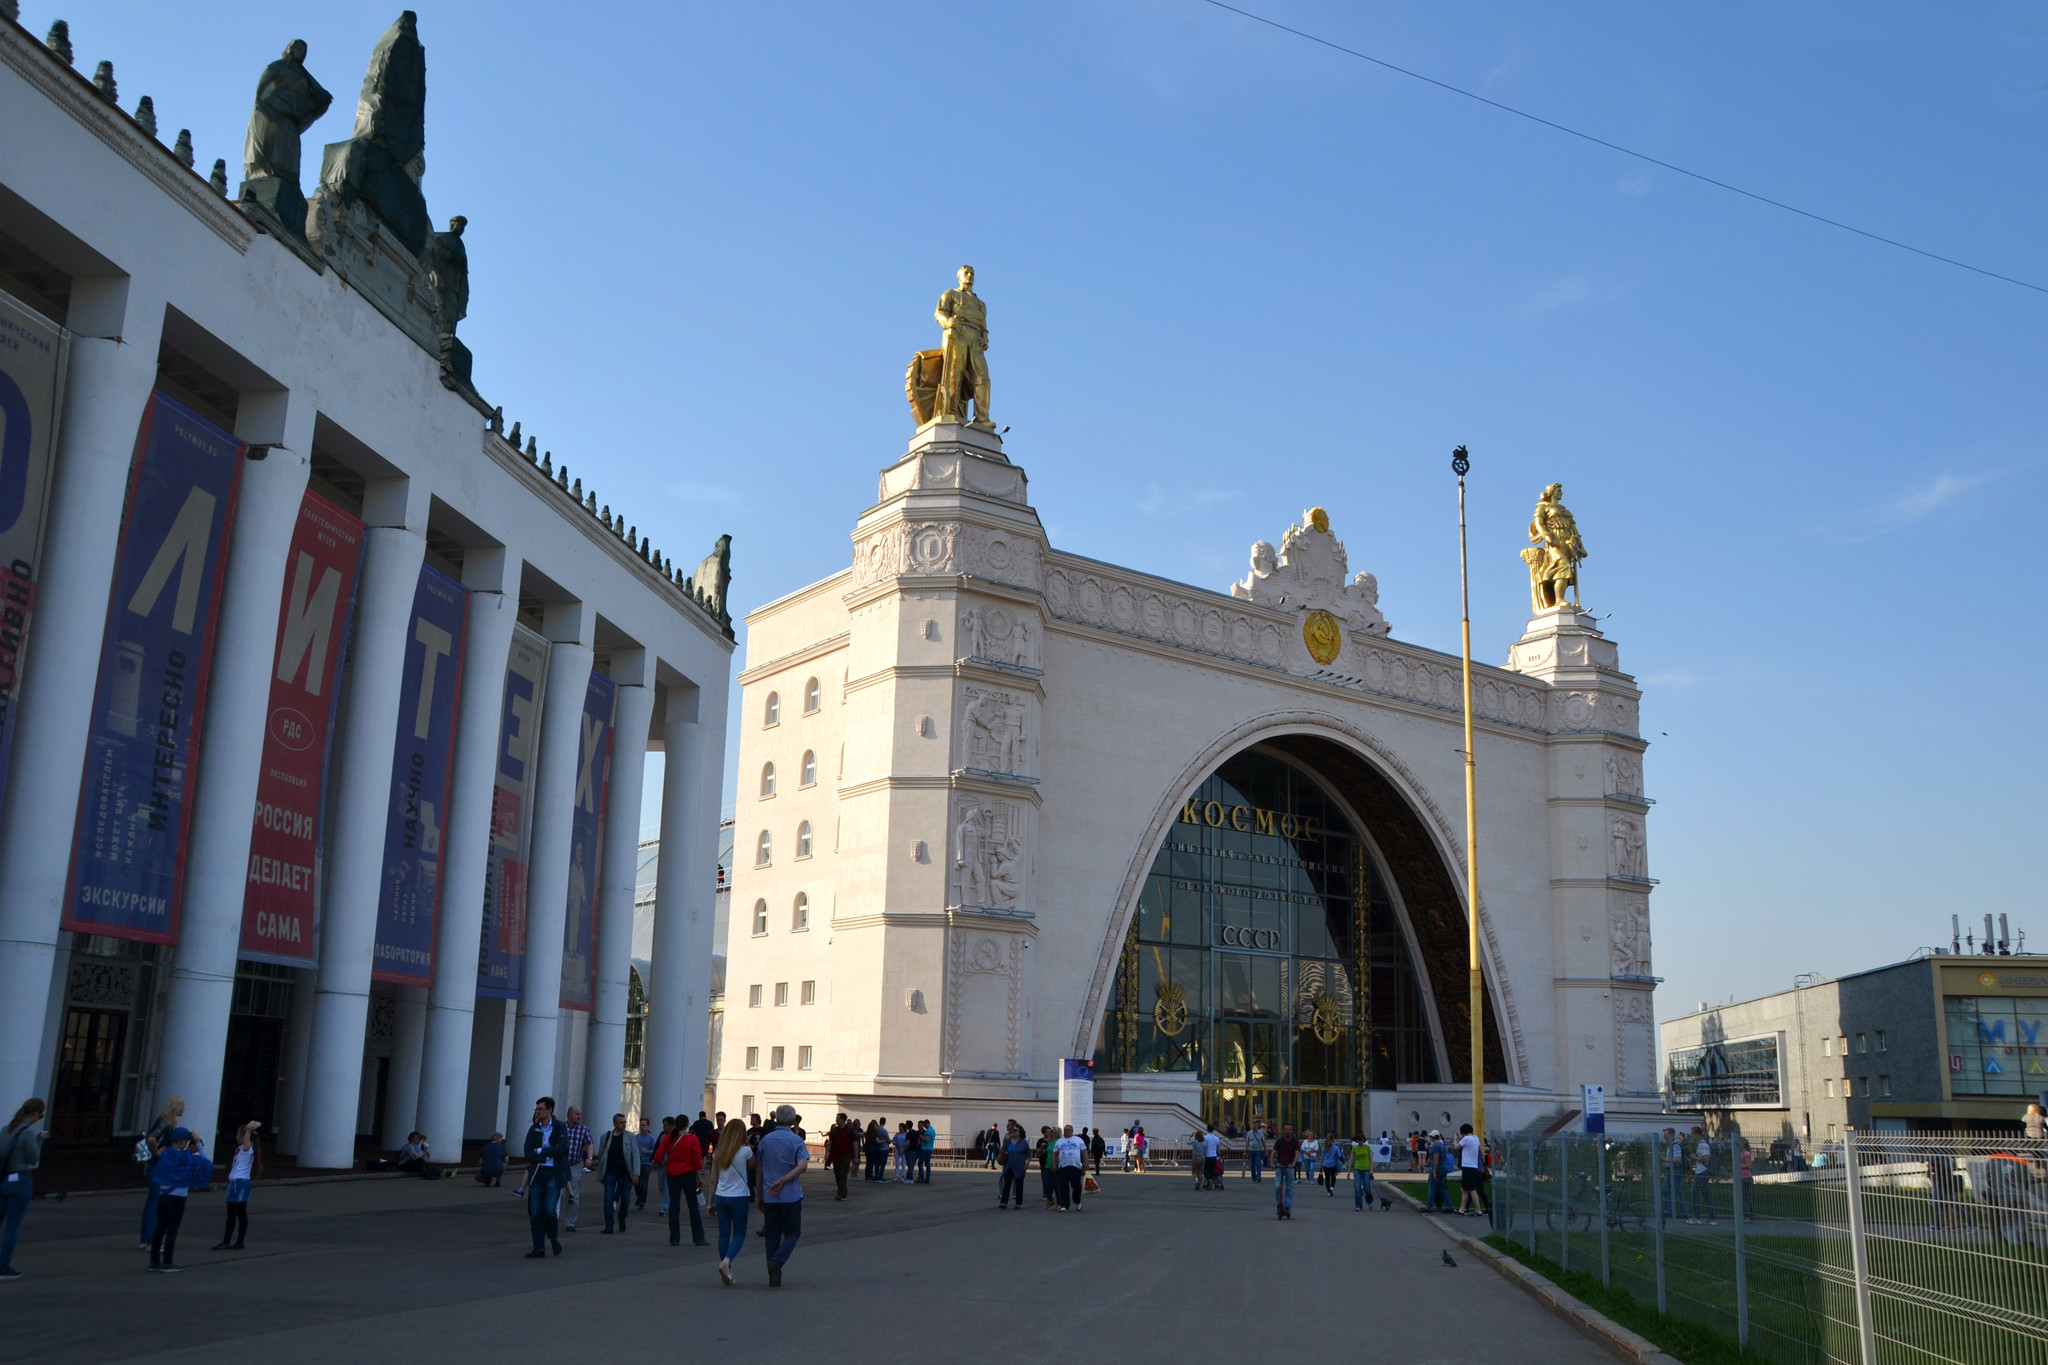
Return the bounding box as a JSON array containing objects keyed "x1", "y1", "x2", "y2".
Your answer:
[{"x1": 61, "y1": 1, "x2": 2046, "y2": 1023}]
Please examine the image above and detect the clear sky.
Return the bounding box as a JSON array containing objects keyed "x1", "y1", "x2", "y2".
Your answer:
[{"x1": 57, "y1": 1, "x2": 2047, "y2": 1025}]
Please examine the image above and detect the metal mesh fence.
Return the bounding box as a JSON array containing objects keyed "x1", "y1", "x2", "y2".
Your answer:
[{"x1": 1488, "y1": 1130, "x2": 2048, "y2": 1365}]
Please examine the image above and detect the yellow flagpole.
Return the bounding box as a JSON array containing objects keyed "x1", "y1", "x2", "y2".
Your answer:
[{"x1": 1453, "y1": 446, "x2": 1485, "y2": 1143}]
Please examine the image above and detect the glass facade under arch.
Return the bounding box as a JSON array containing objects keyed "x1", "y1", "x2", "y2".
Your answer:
[{"x1": 1094, "y1": 747, "x2": 1440, "y2": 1137}]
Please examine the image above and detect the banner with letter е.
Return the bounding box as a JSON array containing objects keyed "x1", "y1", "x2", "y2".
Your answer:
[
  {"x1": 476, "y1": 623, "x2": 548, "y2": 1000},
  {"x1": 62, "y1": 390, "x2": 243, "y2": 943},
  {"x1": 370, "y1": 563, "x2": 467, "y2": 986},
  {"x1": 0, "y1": 289, "x2": 67, "y2": 818},
  {"x1": 238, "y1": 490, "x2": 364, "y2": 966},
  {"x1": 558, "y1": 669, "x2": 615, "y2": 1012}
]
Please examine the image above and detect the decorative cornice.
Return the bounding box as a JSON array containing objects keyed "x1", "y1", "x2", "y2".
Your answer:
[{"x1": 1, "y1": 21, "x2": 254, "y2": 255}]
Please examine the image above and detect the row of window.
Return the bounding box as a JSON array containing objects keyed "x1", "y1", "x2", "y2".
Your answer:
[
  {"x1": 753, "y1": 825, "x2": 815, "y2": 866},
  {"x1": 750, "y1": 895, "x2": 811, "y2": 934},
  {"x1": 743, "y1": 1045, "x2": 814, "y2": 1071},
  {"x1": 762, "y1": 677, "x2": 824, "y2": 728},
  {"x1": 1820, "y1": 1031, "x2": 1887, "y2": 1058},
  {"x1": 1825, "y1": 1075, "x2": 1893, "y2": 1099},
  {"x1": 747, "y1": 980, "x2": 817, "y2": 1007},
  {"x1": 759, "y1": 752, "x2": 819, "y2": 797}
]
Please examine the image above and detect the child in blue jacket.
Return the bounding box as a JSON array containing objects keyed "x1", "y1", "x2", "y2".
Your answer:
[{"x1": 148, "y1": 1129, "x2": 213, "y2": 1272}]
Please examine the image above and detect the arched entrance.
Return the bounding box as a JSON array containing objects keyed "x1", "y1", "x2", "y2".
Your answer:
[{"x1": 1090, "y1": 740, "x2": 1510, "y2": 1135}]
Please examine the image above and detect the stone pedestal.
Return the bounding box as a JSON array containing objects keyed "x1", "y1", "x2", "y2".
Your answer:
[
  {"x1": 305, "y1": 190, "x2": 442, "y2": 358},
  {"x1": 1506, "y1": 607, "x2": 1621, "y2": 678},
  {"x1": 238, "y1": 176, "x2": 309, "y2": 244}
]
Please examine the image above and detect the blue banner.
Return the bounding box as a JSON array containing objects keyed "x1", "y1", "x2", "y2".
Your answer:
[
  {"x1": 558, "y1": 670, "x2": 615, "y2": 1011},
  {"x1": 62, "y1": 390, "x2": 243, "y2": 943},
  {"x1": 371, "y1": 563, "x2": 467, "y2": 986},
  {"x1": 0, "y1": 291, "x2": 66, "y2": 822},
  {"x1": 476, "y1": 624, "x2": 548, "y2": 1000}
]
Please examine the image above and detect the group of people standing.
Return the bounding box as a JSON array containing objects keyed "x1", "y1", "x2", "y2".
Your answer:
[{"x1": 863, "y1": 1118, "x2": 936, "y2": 1183}]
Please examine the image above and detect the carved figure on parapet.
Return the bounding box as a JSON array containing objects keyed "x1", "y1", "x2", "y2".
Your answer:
[
  {"x1": 318, "y1": 11, "x2": 430, "y2": 255},
  {"x1": 1229, "y1": 505, "x2": 1390, "y2": 649},
  {"x1": 907, "y1": 265, "x2": 992, "y2": 429},
  {"x1": 688, "y1": 534, "x2": 733, "y2": 625},
  {"x1": 424, "y1": 215, "x2": 469, "y2": 375},
  {"x1": 239, "y1": 39, "x2": 333, "y2": 242},
  {"x1": 1520, "y1": 482, "x2": 1588, "y2": 615}
]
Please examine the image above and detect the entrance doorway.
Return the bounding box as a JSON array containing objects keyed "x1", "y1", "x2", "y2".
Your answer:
[
  {"x1": 219, "y1": 1016, "x2": 283, "y2": 1144},
  {"x1": 51, "y1": 1008, "x2": 127, "y2": 1143}
]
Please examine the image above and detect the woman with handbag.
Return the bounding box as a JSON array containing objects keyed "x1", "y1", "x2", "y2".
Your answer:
[
  {"x1": 137, "y1": 1096, "x2": 185, "y2": 1249},
  {"x1": 1, "y1": 1097, "x2": 46, "y2": 1279}
]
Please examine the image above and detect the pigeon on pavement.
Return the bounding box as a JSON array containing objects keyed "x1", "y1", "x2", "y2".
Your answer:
[{"x1": 1442, "y1": 1250, "x2": 1457, "y2": 1267}]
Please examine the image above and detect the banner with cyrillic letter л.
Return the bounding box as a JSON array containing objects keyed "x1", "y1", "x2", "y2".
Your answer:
[
  {"x1": 476, "y1": 623, "x2": 548, "y2": 1000},
  {"x1": 370, "y1": 563, "x2": 467, "y2": 986},
  {"x1": 0, "y1": 289, "x2": 67, "y2": 819},
  {"x1": 61, "y1": 390, "x2": 244, "y2": 943},
  {"x1": 238, "y1": 490, "x2": 364, "y2": 966},
  {"x1": 558, "y1": 670, "x2": 615, "y2": 1012}
]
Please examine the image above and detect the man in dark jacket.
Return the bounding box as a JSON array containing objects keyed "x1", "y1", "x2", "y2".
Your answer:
[
  {"x1": 825, "y1": 1115, "x2": 857, "y2": 1201},
  {"x1": 522, "y1": 1098, "x2": 569, "y2": 1258}
]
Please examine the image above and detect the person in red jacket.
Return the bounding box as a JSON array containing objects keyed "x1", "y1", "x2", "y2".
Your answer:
[
  {"x1": 653, "y1": 1120, "x2": 707, "y2": 1247},
  {"x1": 824, "y1": 1114, "x2": 858, "y2": 1201}
]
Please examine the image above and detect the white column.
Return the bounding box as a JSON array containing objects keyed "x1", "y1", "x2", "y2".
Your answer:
[
  {"x1": 674, "y1": 713, "x2": 726, "y2": 1116},
  {"x1": 0, "y1": 293, "x2": 162, "y2": 1109},
  {"x1": 296, "y1": 501, "x2": 426, "y2": 1170},
  {"x1": 582, "y1": 667, "x2": 653, "y2": 1125},
  {"x1": 414, "y1": 550, "x2": 519, "y2": 1163},
  {"x1": 643, "y1": 702, "x2": 714, "y2": 1119},
  {"x1": 508, "y1": 603, "x2": 594, "y2": 1115},
  {"x1": 380, "y1": 984, "x2": 427, "y2": 1147},
  {"x1": 154, "y1": 393, "x2": 313, "y2": 1148}
]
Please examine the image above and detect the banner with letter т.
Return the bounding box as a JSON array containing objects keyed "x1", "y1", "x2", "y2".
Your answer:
[
  {"x1": 238, "y1": 490, "x2": 363, "y2": 966},
  {"x1": 370, "y1": 563, "x2": 466, "y2": 986},
  {"x1": 62, "y1": 390, "x2": 243, "y2": 943},
  {"x1": 0, "y1": 289, "x2": 67, "y2": 818},
  {"x1": 476, "y1": 623, "x2": 548, "y2": 1000},
  {"x1": 558, "y1": 670, "x2": 614, "y2": 1011}
]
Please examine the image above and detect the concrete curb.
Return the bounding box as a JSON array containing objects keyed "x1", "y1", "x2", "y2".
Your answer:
[{"x1": 1384, "y1": 1182, "x2": 1684, "y2": 1365}]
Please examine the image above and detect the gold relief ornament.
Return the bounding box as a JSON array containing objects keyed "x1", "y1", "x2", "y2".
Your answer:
[
  {"x1": 1153, "y1": 979, "x2": 1189, "y2": 1037},
  {"x1": 1302, "y1": 608, "x2": 1342, "y2": 666},
  {"x1": 1520, "y1": 482, "x2": 1588, "y2": 615},
  {"x1": 1310, "y1": 994, "x2": 1342, "y2": 1045}
]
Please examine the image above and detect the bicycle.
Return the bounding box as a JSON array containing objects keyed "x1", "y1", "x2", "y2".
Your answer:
[{"x1": 1543, "y1": 1169, "x2": 1648, "y2": 1232}]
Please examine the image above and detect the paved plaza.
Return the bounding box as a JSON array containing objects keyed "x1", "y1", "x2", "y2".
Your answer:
[{"x1": 4, "y1": 1168, "x2": 1616, "y2": 1363}]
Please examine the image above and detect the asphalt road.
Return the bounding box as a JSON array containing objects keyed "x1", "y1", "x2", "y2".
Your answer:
[{"x1": 2, "y1": 1165, "x2": 1617, "y2": 1363}]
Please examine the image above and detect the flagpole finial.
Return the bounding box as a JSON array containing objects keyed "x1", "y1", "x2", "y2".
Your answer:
[{"x1": 1451, "y1": 445, "x2": 1470, "y2": 477}]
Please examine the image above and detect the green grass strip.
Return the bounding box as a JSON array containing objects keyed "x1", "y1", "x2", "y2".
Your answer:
[{"x1": 1481, "y1": 1234, "x2": 1756, "y2": 1365}]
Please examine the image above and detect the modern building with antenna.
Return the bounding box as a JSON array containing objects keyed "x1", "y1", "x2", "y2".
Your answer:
[{"x1": 1660, "y1": 920, "x2": 2044, "y2": 1144}]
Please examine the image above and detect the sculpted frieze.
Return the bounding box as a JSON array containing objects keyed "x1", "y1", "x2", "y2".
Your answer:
[
  {"x1": 1610, "y1": 815, "x2": 1648, "y2": 880},
  {"x1": 953, "y1": 796, "x2": 1028, "y2": 912},
  {"x1": 851, "y1": 518, "x2": 1043, "y2": 590},
  {"x1": 961, "y1": 685, "x2": 1030, "y2": 776},
  {"x1": 1611, "y1": 895, "x2": 1651, "y2": 975},
  {"x1": 1604, "y1": 751, "x2": 1644, "y2": 797}
]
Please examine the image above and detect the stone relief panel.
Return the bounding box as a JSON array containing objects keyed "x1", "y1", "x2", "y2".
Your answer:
[
  {"x1": 953, "y1": 796, "x2": 1028, "y2": 912},
  {"x1": 1611, "y1": 895, "x2": 1651, "y2": 976},
  {"x1": 66, "y1": 957, "x2": 138, "y2": 1010},
  {"x1": 881, "y1": 450, "x2": 1030, "y2": 506},
  {"x1": 1610, "y1": 815, "x2": 1648, "y2": 880},
  {"x1": 1616, "y1": 991, "x2": 1656, "y2": 1093},
  {"x1": 960, "y1": 604, "x2": 1035, "y2": 668},
  {"x1": 1604, "y1": 750, "x2": 1644, "y2": 797},
  {"x1": 960, "y1": 685, "x2": 1030, "y2": 776},
  {"x1": 851, "y1": 519, "x2": 1042, "y2": 590},
  {"x1": 1229, "y1": 511, "x2": 1391, "y2": 638},
  {"x1": 1555, "y1": 689, "x2": 1640, "y2": 736},
  {"x1": 1046, "y1": 563, "x2": 1286, "y2": 669},
  {"x1": 945, "y1": 931, "x2": 1028, "y2": 1075}
]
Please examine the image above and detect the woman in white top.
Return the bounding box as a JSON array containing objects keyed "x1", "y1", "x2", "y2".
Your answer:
[
  {"x1": 709, "y1": 1119, "x2": 753, "y2": 1284},
  {"x1": 212, "y1": 1121, "x2": 261, "y2": 1251},
  {"x1": 1299, "y1": 1133, "x2": 1319, "y2": 1179}
]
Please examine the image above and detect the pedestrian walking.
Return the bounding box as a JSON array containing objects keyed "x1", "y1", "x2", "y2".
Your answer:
[
  {"x1": 916, "y1": 1119, "x2": 936, "y2": 1182},
  {"x1": 1272, "y1": 1124, "x2": 1299, "y2": 1219},
  {"x1": 1089, "y1": 1126, "x2": 1107, "y2": 1176},
  {"x1": 1, "y1": 1097, "x2": 47, "y2": 1280},
  {"x1": 863, "y1": 1120, "x2": 886, "y2": 1182},
  {"x1": 709, "y1": 1118, "x2": 751, "y2": 1284},
  {"x1": 1320, "y1": 1133, "x2": 1343, "y2": 1195},
  {"x1": 1426, "y1": 1131, "x2": 1452, "y2": 1211},
  {"x1": 211, "y1": 1120, "x2": 261, "y2": 1250},
  {"x1": 591, "y1": 1113, "x2": 640, "y2": 1234},
  {"x1": 825, "y1": 1113, "x2": 857, "y2": 1200},
  {"x1": 1200, "y1": 1124, "x2": 1223, "y2": 1190},
  {"x1": 653, "y1": 1117, "x2": 707, "y2": 1246},
  {"x1": 147, "y1": 1128, "x2": 211, "y2": 1271},
  {"x1": 757, "y1": 1105, "x2": 808, "y2": 1286},
  {"x1": 1351, "y1": 1131, "x2": 1375, "y2": 1211},
  {"x1": 1245, "y1": 1121, "x2": 1268, "y2": 1183},
  {"x1": 1661, "y1": 1127, "x2": 1688, "y2": 1223},
  {"x1": 1688, "y1": 1127, "x2": 1715, "y2": 1225},
  {"x1": 633, "y1": 1116, "x2": 658, "y2": 1211},
  {"x1": 985, "y1": 1124, "x2": 1002, "y2": 1169},
  {"x1": 1132, "y1": 1125, "x2": 1148, "y2": 1173},
  {"x1": 998, "y1": 1121, "x2": 1031, "y2": 1209},
  {"x1": 1037, "y1": 1127, "x2": 1056, "y2": 1208},
  {"x1": 1299, "y1": 1130, "x2": 1319, "y2": 1181},
  {"x1": 521, "y1": 1097, "x2": 568, "y2": 1259},
  {"x1": 1054, "y1": 1124, "x2": 1086, "y2": 1210},
  {"x1": 137, "y1": 1096, "x2": 184, "y2": 1249},
  {"x1": 1456, "y1": 1123, "x2": 1486, "y2": 1215},
  {"x1": 559, "y1": 1106, "x2": 592, "y2": 1231},
  {"x1": 477, "y1": 1132, "x2": 506, "y2": 1187}
]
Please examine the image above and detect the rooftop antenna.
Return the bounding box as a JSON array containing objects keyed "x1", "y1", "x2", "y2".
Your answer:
[
  {"x1": 1998, "y1": 913, "x2": 2011, "y2": 956},
  {"x1": 1984, "y1": 914, "x2": 1996, "y2": 956},
  {"x1": 1952, "y1": 914, "x2": 1962, "y2": 955},
  {"x1": 1966, "y1": 927, "x2": 1976, "y2": 953}
]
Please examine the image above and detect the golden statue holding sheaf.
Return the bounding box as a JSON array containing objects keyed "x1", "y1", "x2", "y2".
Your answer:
[
  {"x1": 1520, "y1": 482, "x2": 1587, "y2": 614},
  {"x1": 906, "y1": 265, "x2": 993, "y2": 428}
]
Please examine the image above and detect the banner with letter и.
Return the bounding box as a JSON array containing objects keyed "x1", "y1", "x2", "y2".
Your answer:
[
  {"x1": 370, "y1": 563, "x2": 467, "y2": 986},
  {"x1": 477, "y1": 623, "x2": 548, "y2": 1000},
  {"x1": 0, "y1": 290, "x2": 66, "y2": 817},
  {"x1": 238, "y1": 490, "x2": 363, "y2": 966},
  {"x1": 62, "y1": 390, "x2": 243, "y2": 943},
  {"x1": 558, "y1": 669, "x2": 615, "y2": 1012}
]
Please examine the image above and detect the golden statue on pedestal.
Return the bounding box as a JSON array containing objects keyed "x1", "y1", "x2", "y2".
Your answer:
[
  {"x1": 1520, "y1": 482, "x2": 1587, "y2": 614},
  {"x1": 905, "y1": 265, "x2": 993, "y2": 428}
]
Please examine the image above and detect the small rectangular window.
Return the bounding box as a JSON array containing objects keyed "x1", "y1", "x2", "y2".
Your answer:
[
  {"x1": 1844, "y1": 1077, "x2": 1854, "y2": 1098},
  {"x1": 798, "y1": 1045, "x2": 814, "y2": 1070},
  {"x1": 1839, "y1": 1036, "x2": 1848, "y2": 1057},
  {"x1": 800, "y1": 980, "x2": 816, "y2": 1005},
  {"x1": 1880, "y1": 1074, "x2": 1891, "y2": 1096},
  {"x1": 748, "y1": 985, "x2": 762, "y2": 1008},
  {"x1": 1822, "y1": 1037, "x2": 1833, "y2": 1057},
  {"x1": 745, "y1": 1046, "x2": 759, "y2": 1071},
  {"x1": 1827, "y1": 1123, "x2": 1838, "y2": 1139},
  {"x1": 1876, "y1": 1031, "x2": 1887, "y2": 1053},
  {"x1": 741, "y1": 1094, "x2": 754, "y2": 1116},
  {"x1": 774, "y1": 982, "x2": 789, "y2": 1007},
  {"x1": 770, "y1": 1046, "x2": 785, "y2": 1071},
  {"x1": 1856, "y1": 1033, "x2": 1867, "y2": 1054},
  {"x1": 1825, "y1": 1079, "x2": 1835, "y2": 1098}
]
